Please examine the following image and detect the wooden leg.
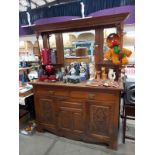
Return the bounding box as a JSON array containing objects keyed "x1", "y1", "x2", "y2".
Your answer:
[
  {"x1": 122, "y1": 116, "x2": 126, "y2": 144},
  {"x1": 36, "y1": 125, "x2": 44, "y2": 132},
  {"x1": 108, "y1": 141, "x2": 117, "y2": 150}
]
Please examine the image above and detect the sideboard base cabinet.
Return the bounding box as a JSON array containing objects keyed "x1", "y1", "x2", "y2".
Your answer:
[{"x1": 31, "y1": 82, "x2": 122, "y2": 150}]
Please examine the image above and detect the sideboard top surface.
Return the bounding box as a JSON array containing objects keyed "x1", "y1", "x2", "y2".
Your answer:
[{"x1": 30, "y1": 80, "x2": 123, "y2": 91}]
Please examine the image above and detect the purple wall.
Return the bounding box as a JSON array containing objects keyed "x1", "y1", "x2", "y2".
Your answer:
[{"x1": 19, "y1": 5, "x2": 135, "y2": 36}]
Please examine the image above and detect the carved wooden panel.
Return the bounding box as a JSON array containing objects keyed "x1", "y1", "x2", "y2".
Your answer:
[
  {"x1": 58, "y1": 109, "x2": 72, "y2": 132},
  {"x1": 33, "y1": 84, "x2": 121, "y2": 150},
  {"x1": 58, "y1": 101, "x2": 84, "y2": 134},
  {"x1": 39, "y1": 98, "x2": 55, "y2": 126},
  {"x1": 72, "y1": 112, "x2": 84, "y2": 133},
  {"x1": 89, "y1": 104, "x2": 111, "y2": 135}
]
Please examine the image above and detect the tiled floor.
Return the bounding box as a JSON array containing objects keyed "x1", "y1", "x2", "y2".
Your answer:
[{"x1": 19, "y1": 120, "x2": 135, "y2": 155}]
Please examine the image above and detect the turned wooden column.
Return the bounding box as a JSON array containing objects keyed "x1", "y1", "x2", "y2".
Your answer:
[
  {"x1": 116, "y1": 22, "x2": 124, "y2": 50},
  {"x1": 116, "y1": 22, "x2": 124, "y2": 80},
  {"x1": 55, "y1": 33, "x2": 64, "y2": 65},
  {"x1": 41, "y1": 32, "x2": 50, "y2": 49},
  {"x1": 35, "y1": 32, "x2": 41, "y2": 60},
  {"x1": 95, "y1": 28, "x2": 104, "y2": 65}
]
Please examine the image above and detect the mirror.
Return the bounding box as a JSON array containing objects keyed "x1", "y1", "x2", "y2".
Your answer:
[{"x1": 62, "y1": 30, "x2": 95, "y2": 64}]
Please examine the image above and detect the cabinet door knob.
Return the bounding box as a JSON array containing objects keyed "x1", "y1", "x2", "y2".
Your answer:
[
  {"x1": 49, "y1": 91, "x2": 55, "y2": 95},
  {"x1": 88, "y1": 93, "x2": 95, "y2": 99}
]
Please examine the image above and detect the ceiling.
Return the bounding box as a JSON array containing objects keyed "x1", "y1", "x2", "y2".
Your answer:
[{"x1": 19, "y1": 0, "x2": 79, "y2": 12}]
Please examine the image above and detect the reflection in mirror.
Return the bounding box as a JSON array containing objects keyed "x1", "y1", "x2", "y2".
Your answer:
[
  {"x1": 49, "y1": 34, "x2": 56, "y2": 49},
  {"x1": 123, "y1": 24, "x2": 135, "y2": 63},
  {"x1": 39, "y1": 34, "x2": 57, "y2": 64},
  {"x1": 62, "y1": 30, "x2": 95, "y2": 64},
  {"x1": 38, "y1": 35, "x2": 43, "y2": 49}
]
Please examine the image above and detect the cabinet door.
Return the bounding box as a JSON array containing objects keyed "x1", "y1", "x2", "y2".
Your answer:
[
  {"x1": 37, "y1": 97, "x2": 56, "y2": 129},
  {"x1": 87, "y1": 101, "x2": 114, "y2": 139},
  {"x1": 57, "y1": 100, "x2": 85, "y2": 136}
]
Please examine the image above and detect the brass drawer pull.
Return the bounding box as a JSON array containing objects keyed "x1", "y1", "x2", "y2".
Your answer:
[
  {"x1": 88, "y1": 93, "x2": 95, "y2": 99},
  {"x1": 49, "y1": 91, "x2": 55, "y2": 95}
]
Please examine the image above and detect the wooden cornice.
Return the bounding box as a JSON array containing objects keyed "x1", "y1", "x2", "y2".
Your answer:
[{"x1": 32, "y1": 13, "x2": 129, "y2": 33}]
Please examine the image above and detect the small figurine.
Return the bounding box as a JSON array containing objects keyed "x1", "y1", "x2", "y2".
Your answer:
[
  {"x1": 108, "y1": 68, "x2": 116, "y2": 81},
  {"x1": 69, "y1": 62, "x2": 80, "y2": 76},
  {"x1": 80, "y1": 66, "x2": 87, "y2": 80},
  {"x1": 80, "y1": 62, "x2": 88, "y2": 81},
  {"x1": 28, "y1": 70, "x2": 38, "y2": 81},
  {"x1": 69, "y1": 62, "x2": 76, "y2": 75},
  {"x1": 89, "y1": 63, "x2": 96, "y2": 81},
  {"x1": 69, "y1": 66, "x2": 76, "y2": 75},
  {"x1": 96, "y1": 71, "x2": 101, "y2": 81},
  {"x1": 101, "y1": 67, "x2": 107, "y2": 80},
  {"x1": 105, "y1": 33, "x2": 132, "y2": 65}
]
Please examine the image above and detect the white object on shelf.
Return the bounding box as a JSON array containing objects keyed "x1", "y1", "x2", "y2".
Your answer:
[
  {"x1": 108, "y1": 68, "x2": 116, "y2": 81},
  {"x1": 28, "y1": 70, "x2": 38, "y2": 81},
  {"x1": 89, "y1": 63, "x2": 96, "y2": 81}
]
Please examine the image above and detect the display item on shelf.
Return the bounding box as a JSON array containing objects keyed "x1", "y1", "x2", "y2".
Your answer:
[
  {"x1": 101, "y1": 67, "x2": 108, "y2": 80},
  {"x1": 105, "y1": 33, "x2": 132, "y2": 65},
  {"x1": 28, "y1": 70, "x2": 38, "y2": 81},
  {"x1": 96, "y1": 71, "x2": 101, "y2": 81},
  {"x1": 89, "y1": 63, "x2": 96, "y2": 81},
  {"x1": 41, "y1": 48, "x2": 51, "y2": 65},
  {"x1": 108, "y1": 68, "x2": 116, "y2": 81},
  {"x1": 51, "y1": 49, "x2": 57, "y2": 64}
]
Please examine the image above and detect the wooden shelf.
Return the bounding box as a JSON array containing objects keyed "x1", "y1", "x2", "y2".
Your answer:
[
  {"x1": 65, "y1": 56, "x2": 90, "y2": 64},
  {"x1": 101, "y1": 60, "x2": 134, "y2": 67},
  {"x1": 19, "y1": 65, "x2": 40, "y2": 71},
  {"x1": 19, "y1": 60, "x2": 40, "y2": 63},
  {"x1": 19, "y1": 67, "x2": 32, "y2": 71}
]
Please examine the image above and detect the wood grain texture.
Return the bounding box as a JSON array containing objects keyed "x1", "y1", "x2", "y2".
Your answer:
[
  {"x1": 32, "y1": 13, "x2": 129, "y2": 33},
  {"x1": 95, "y1": 28, "x2": 104, "y2": 64},
  {"x1": 55, "y1": 33, "x2": 64, "y2": 64},
  {"x1": 31, "y1": 81, "x2": 122, "y2": 150}
]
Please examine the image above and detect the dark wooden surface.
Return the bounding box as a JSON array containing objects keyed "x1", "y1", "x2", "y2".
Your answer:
[
  {"x1": 42, "y1": 33, "x2": 50, "y2": 49},
  {"x1": 55, "y1": 33, "x2": 64, "y2": 64},
  {"x1": 33, "y1": 13, "x2": 128, "y2": 69},
  {"x1": 30, "y1": 14, "x2": 128, "y2": 149},
  {"x1": 95, "y1": 28, "x2": 104, "y2": 65},
  {"x1": 30, "y1": 81, "x2": 123, "y2": 150},
  {"x1": 32, "y1": 13, "x2": 129, "y2": 33},
  {"x1": 30, "y1": 80, "x2": 123, "y2": 91}
]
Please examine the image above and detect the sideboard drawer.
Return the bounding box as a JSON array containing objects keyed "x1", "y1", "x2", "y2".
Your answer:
[
  {"x1": 59, "y1": 101, "x2": 83, "y2": 109},
  {"x1": 70, "y1": 91, "x2": 116, "y2": 102},
  {"x1": 35, "y1": 87, "x2": 69, "y2": 97}
]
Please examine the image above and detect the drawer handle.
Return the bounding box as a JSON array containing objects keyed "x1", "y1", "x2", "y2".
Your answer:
[
  {"x1": 54, "y1": 96, "x2": 68, "y2": 101},
  {"x1": 88, "y1": 93, "x2": 95, "y2": 99},
  {"x1": 49, "y1": 91, "x2": 55, "y2": 95}
]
